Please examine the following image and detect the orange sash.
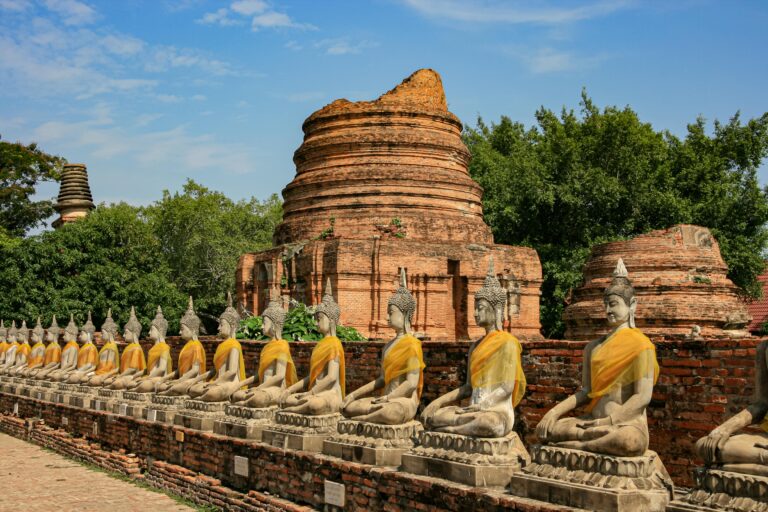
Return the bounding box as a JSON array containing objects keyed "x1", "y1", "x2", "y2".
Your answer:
[
  {"x1": 147, "y1": 342, "x2": 172, "y2": 374},
  {"x1": 308, "y1": 336, "x2": 345, "y2": 397},
  {"x1": 43, "y1": 343, "x2": 62, "y2": 365},
  {"x1": 95, "y1": 342, "x2": 119, "y2": 375},
  {"x1": 382, "y1": 334, "x2": 425, "y2": 398},
  {"x1": 178, "y1": 339, "x2": 206, "y2": 376},
  {"x1": 120, "y1": 342, "x2": 146, "y2": 373},
  {"x1": 27, "y1": 343, "x2": 45, "y2": 367},
  {"x1": 470, "y1": 330, "x2": 527, "y2": 406},
  {"x1": 258, "y1": 339, "x2": 297, "y2": 387},
  {"x1": 76, "y1": 343, "x2": 98, "y2": 369},
  {"x1": 213, "y1": 338, "x2": 246, "y2": 383},
  {"x1": 16, "y1": 343, "x2": 31, "y2": 362}
]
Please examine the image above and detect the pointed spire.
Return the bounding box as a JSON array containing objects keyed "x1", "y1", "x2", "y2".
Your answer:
[
  {"x1": 388, "y1": 268, "x2": 416, "y2": 323},
  {"x1": 316, "y1": 276, "x2": 341, "y2": 325},
  {"x1": 125, "y1": 305, "x2": 142, "y2": 338},
  {"x1": 487, "y1": 254, "x2": 495, "y2": 276},
  {"x1": 181, "y1": 296, "x2": 202, "y2": 333},
  {"x1": 220, "y1": 291, "x2": 241, "y2": 331},
  {"x1": 227, "y1": 291, "x2": 233, "y2": 308},
  {"x1": 48, "y1": 315, "x2": 61, "y2": 338},
  {"x1": 613, "y1": 257, "x2": 628, "y2": 278},
  {"x1": 324, "y1": 276, "x2": 333, "y2": 298},
  {"x1": 33, "y1": 316, "x2": 45, "y2": 339},
  {"x1": 151, "y1": 305, "x2": 168, "y2": 338}
]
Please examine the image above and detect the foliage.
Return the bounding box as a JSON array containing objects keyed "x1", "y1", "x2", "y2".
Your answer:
[
  {"x1": 319, "y1": 216, "x2": 335, "y2": 240},
  {"x1": 465, "y1": 92, "x2": 768, "y2": 338},
  {"x1": 236, "y1": 302, "x2": 367, "y2": 342},
  {"x1": 0, "y1": 137, "x2": 65, "y2": 237}
]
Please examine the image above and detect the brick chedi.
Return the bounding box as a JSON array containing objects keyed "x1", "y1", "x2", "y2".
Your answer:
[
  {"x1": 563, "y1": 224, "x2": 751, "y2": 340},
  {"x1": 237, "y1": 69, "x2": 542, "y2": 340},
  {"x1": 52, "y1": 163, "x2": 95, "y2": 229}
]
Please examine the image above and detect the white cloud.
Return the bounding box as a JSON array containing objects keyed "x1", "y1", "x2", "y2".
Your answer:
[
  {"x1": 505, "y1": 46, "x2": 608, "y2": 73},
  {"x1": 197, "y1": 7, "x2": 242, "y2": 26},
  {"x1": 44, "y1": 0, "x2": 97, "y2": 26},
  {"x1": 230, "y1": 0, "x2": 266, "y2": 15},
  {"x1": 101, "y1": 34, "x2": 145, "y2": 56},
  {"x1": 284, "y1": 40, "x2": 302, "y2": 51},
  {"x1": 0, "y1": 0, "x2": 30, "y2": 11},
  {"x1": 314, "y1": 38, "x2": 378, "y2": 56},
  {"x1": 251, "y1": 10, "x2": 316, "y2": 30},
  {"x1": 199, "y1": 2, "x2": 315, "y2": 31},
  {"x1": 401, "y1": 0, "x2": 633, "y2": 25},
  {"x1": 155, "y1": 93, "x2": 183, "y2": 103},
  {"x1": 146, "y1": 46, "x2": 237, "y2": 76},
  {"x1": 135, "y1": 113, "x2": 163, "y2": 127},
  {"x1": 191, "y1": 94, "x2": 207, "y2": 101}
]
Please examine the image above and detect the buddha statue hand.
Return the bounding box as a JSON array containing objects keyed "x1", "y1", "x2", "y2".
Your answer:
[
  {"x1": 697, "y1": 427, "x2": 731, "y2": 464},
  {"x1": 535, "y1": 409, "x2": 561, "y2": 442}
]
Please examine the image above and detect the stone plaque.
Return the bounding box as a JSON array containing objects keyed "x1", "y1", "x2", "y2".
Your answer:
[
  {"x1": 62, "y1": 416, "x2": 68, "y2": 426},
  {"x1": 36, "y1": 391, "x2": 43, "y2": 400},
  {"x1": 92, "y1": 422, "x2": 98, "y2": 436},
  {"x1": 147, "y1": 409, "x2": 157, "y2": 422},
  {"x1": 13, "y1": 402, "x2": 18, "y2": 414},
  {"x1": 233, "y1": 455, "x2": 248, "y2": 477},
  {"x1": 324, "y1": 480, "x2": 345, "y2": 507},
  {"x1": 175, "y1": 430, "x2": 184, "y2": 442},
  {"x1": 119, "y1": 403, "x2": 127, "y2": 416}
]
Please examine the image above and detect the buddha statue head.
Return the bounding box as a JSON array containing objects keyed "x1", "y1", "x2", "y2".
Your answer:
[
  {"x1": 218, "y1": 292, "x2": 241, "y2": 339},
  {"x1": 387, "y1": 268, "x2": 416, "y2": 335},
  {"x1": 64, "y1": 315, "x2": 79, "y2": 343},
  {"x1": 315, "y1": 277, "x2": 341, "y2": 337},
  {"x1": 474, "y1": 256, "x2": 507, "y2": 332},
  {"x1": 101, "y1": 309, "x2": 119, "y2": 342},
  {"x1": 8, "y1": 321, "x2": 18, "y2": 344},
  {"x1": 180, "y1": 296, "x2": 201, "y2": 341},
  {"x1": 17, "y1": 320, "x2": 29, "y2": 344},
  {"x1": 123, "y1": 306, "x2": 142, "y2": 343},
  {"x1": 0, "y1": 320, "x2": 7, "y2": 343},
  {"x1": 262, "y1": 292, "x2": 285, "y2": 340},
  {"x1": 46, "y1": 315, "x2": 60, "y2": 344},
  {"x1": 32, "y1": 317, "x2": 45, "y2": 344},
  {"x1": 80, "y1": 311, "x2": 96, "y2": 343},
  {"x1": 604, "y1": 258, "x2": 637, "y2": 329},
  {"x1": 150, "y1": 306, "x2": 168, "y2": 343}
]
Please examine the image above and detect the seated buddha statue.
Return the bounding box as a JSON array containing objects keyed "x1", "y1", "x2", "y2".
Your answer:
[
  {"x1": 30, "y1": 316, "x2": 63, "y2": 378},
  {"x1": 81, "y1": 311, "x2": 121, "y2": 385},
  {"x1": 18, "y1": 317, "x2": 46, "y2": 376},
  {"x1": 104, "y1": 307, "x2": 147, "y2": 389},
  {"x1": 0, "y1": 320, "x2": 9, "y2": 366},
  {"x1": 229, "y1": 294, "x2": 296, "y2": 408},
  {"x1": 46, "y1": 316, "x2": 81, "y2": 381},
  {"x1": 1, "y1": 321, "x2": 20, "y2": 373},
  {"x1": 156, "y1": 297, "x2": 209, "y2": 396},
  {"x1": 129, "y1": 306, "x2": 173, "y2": 393},
  {"x1": 536, "y1": 259, "x2": 659, "y2": 457},
  {"x1": 61, "y1": 313, "x2": 99, "y2": 383},
  {"x1": 696, "y1": 340, "x2": 768, "y2": 474},
  {"x1": 9, "y1": 321, "x2": 32, "y2": 374},
  {"x1": 421, "y1": 257, "x2": 526, "y2": 437},
  {"x1": 341, "y1": 269, "x2": 425, "y2": 425},
  {"x1": 187, "y1": 293, "x2": 251, "y2": 401},
  {"x1": 280, "y1": 279, "x2": 344, "y2": 415}
]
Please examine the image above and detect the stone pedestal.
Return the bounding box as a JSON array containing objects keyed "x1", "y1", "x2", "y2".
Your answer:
[
  {"x1": 91, "y1": 388, "x2": 123, "y2": 412},
  {"x1": 174, "y1": 400, "x2": 228, "y2": 431},
  {"x1": 509, "y1": 445, "x2": 674, "y2": 512},
  {"x1": 668, "y1": 467, "x2": 768, "y2": 512},
  {"x1": 68, "y1": 385, "x2": 97, "y2": 408},
  {"x1": 53, "y1": 383, "x2": 79, "y2": 405},
  {"x1": 212, "y1": 404, "x2": 276, "y2": 441},
  {"x1": 115, "y1": 391, "x2": 153, "y2": 419},
  {"x1": 145, "y1": 395, "x2": 187, "y2": 424},
  {"x1": 324, "y1": 419, "x2": 423, "y2": 467},
  {"x1": 262, "y1": 412, "x2": 341, "y2": 452},
  {"x1": 402, "y1": 430, "x2": 529, "y2": 487}
]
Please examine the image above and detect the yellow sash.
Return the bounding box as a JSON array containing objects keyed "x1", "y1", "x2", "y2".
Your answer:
[
  {"x1": 213, "y1": 338, "x2": 246, "y2": 384},
  {"x1": 16, "y1": 343, "x2": 31, "y2": 361},
  {"x1": 470, "y1": 330, "x2": 527, "y2": 406},
  {"x1": 258, "y1": 339, "x2": 297, "y2": 387},
  {"x1": 77, "y1": 343, "x2": 98, "y2": 369},
  {"x1": 28, "y1": 343, "x2": 46, "y2": 367},
  {"x1": 178, "y1": 339, "x2": 206, "y2": 376},
  {"x1": 309, "y1": 336, "x2": 345, "y2": 397},
  {"x1": 761, "y1": 416, "x2": 768, "y2": 433},
  {"x1": 95, "y1": 342, "x2": 119, "y2": 375},
  {"x1": 147, "y1": 342, "x2": 172, "y2": 374},
  {"x1": 383, "y1": 334, "x2": 425, "y2": 398},
  {"x1": 588, "y1": 327, "x2": 659, "y2": 410},
  {"x1": 62, "y1": 340, "x2": 79, "y2": 358},
  {"x1": 120, "y1": 342, "x2": 146, "y2": 373},
  {"x1": 0, "y1": 341, "x2": 8, "y2": 355},
  {"x1": 43, "y1": 343, "x2": 62, "y2": 365}
]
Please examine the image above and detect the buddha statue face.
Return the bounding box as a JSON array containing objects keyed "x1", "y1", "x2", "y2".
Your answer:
[
  {"x1": 604, "y1": 293, "x2": 636, "y2": 328},
  {"x1": 31, "y1": 331, "x2": 41, "y2": 344},
  {"x1": 316, "y1": 312, "x2": 331, "y2": 336},
  {"x1": 387, "y1": 304, "x2": 406, "y2": 334},
  {"x1": 149, "y1": 325, "x2": 160, "y2": 342},
  {"x1": 124, "y1": 328, "x2": 138, "y2": 343},
  {"x1": 180, "y1": 323, "x2": 193, "y2": 341},
  {"x1": 262, "y1": 316, "x2": 275, "y2": 338},
  {"x1": 474, "y1": 298, "x2": 497, "y2": 330},
  {"x1": 78, "y1": 330, "x2": 90, "y2": 344},
  {"x1": 218, "y1": 318, "x2": 233, "y2": 339},
  {"x1": 45, "y1": 330, "x2": 55, "y2": 343}
]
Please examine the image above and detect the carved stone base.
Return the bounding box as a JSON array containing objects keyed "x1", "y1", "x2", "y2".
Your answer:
[
  {"x1": 52, "y1": 383, "x2": 78, "y2": 405},
  {"x1": 91, "y1": 388, "x2": 123, "y2": 412},
  {"x1": 29, "y1": 386, "x2": 52, "y2": 402},
  {"x1": 114, "y1": 391, "x2": 153, "y2": 419},
  {"x1": 212, "y1": 405, "x2": 276, "y2": 440},
  {"x1": 262, "y1": 412, "x2": 341, "y2": 452},
  {"x1": 402, "y1": 430, "x2": 529, "y2": 487},
  {"x1": 145, "y1": 395, "x2": 188, "y2": 423},
  {"x1": 324, "y1": 420, "x2": 423, "y2": 467},
  {"x1": 509, "y1": 445, "x2": 674, "y2": 512},
  {"x1": 174, "y1": 400, "x2": 228, "y2": 431},
  {"x1": 667, "y1": 467, "x2": 768, "y2": 512}
]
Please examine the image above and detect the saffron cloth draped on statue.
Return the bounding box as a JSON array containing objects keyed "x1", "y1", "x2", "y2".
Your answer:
[
  {"x1": 120, "y1": 342, "x2": 146, "y2": 373},
  {"x1": 470, "y1": 330, "x2": 527, "y2": 406},
  {"x1": 178, "y1": 339, "x2": 206, "y2": 376},
  {"x1": 147, "y1": 342, "x2": 172, "y2": 374},
  {"x1": 383, "y1": 334, "x2": 425, "y2": 398},
  {"x1": 258, "y1": 339, "x2": 297, "y2": 387},
  {"x1": 213, "y1": 338, "x2": 247, "y2": 384},
  {"x1": 94, "y1": 342, "x2": 119, "y2": 375},
  {"x1": 308, "y1": 335, "x2": 345, "y2": 397}
]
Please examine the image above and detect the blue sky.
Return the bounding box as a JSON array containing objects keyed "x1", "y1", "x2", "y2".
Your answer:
[{"x1": 1, "y1": 0, "x2": 766, "y2": 224}]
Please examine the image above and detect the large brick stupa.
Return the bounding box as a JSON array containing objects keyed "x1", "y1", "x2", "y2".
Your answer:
[{"x1": 237, "y1": 69, "x2": 542, "y2": 340}]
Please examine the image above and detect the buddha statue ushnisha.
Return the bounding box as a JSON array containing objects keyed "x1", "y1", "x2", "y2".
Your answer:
[
  {"x1": 341, "y1": 269, "x2": 425, "y2": 425},
  {"x1": 228, "y1": 293, "x2": 296, "y2": 407},
  {"x1": 280, "y1": 278, "x2": 345, "y2": 415},
  {"x1": 18, "y1": 317, "x2": 46, "y2": 376},
  {"x1": 187, "y1": 292, "x2": 251, "y2": 402},
  {"x1": 130, "y1": 306, "x2": 173, "y2": 393},
  {"x1": 105, "y1": 307, "x2": 147, "y2": 389},
  {"x1": 536, "y1": 259, "x2": 659, "y2": 456},
  {"x1": 64, "y1": 312, "x2": 99, "y2": 383},
  {"x1": 1, "y1": 321, "x2": 20, "y2": 372},
  {"x1": 30, "y1": 316, "x2": 62, "y2": 378},
  {"x1": 47, "y1": 315, "x2": 80, "y2": 381},
  {"x1": 81, "y1": 310, "x2": 120, "y2": 385},
  {"x1": 156, "y1": 297, "x2": 208, "y2": 396},
  {"x1": 421, "y1": 256, "x2": 526, "y2": 437}
]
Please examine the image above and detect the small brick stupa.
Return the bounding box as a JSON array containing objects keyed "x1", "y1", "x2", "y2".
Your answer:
[
  {"x1": 563, "y1": 224, "x2": 751, "y2": 340},
  {"x1": 237, "y1": 69, "x2": 543, "y2": 340},
  {"x1": 52, "y1": 163, "x2": 95, "y2": 228}
]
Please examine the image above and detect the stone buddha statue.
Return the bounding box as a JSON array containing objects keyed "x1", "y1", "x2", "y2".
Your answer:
[
  {"x1": 421, "y1": 257, "x2": 526, "y2": 437},
  {"x1": 156, "y1": 297, "x2": 209, "y2": 396},
  {"x1": 229, "y1": 294, "x2": 295, "y2": 408},
  {"x1": 341, "y1": 269, "x2": 425, "y2": 425},
  {"x1": 17, "y1": 317, "x2": 46, "y2": 376},
  {"x1": 129, "y1": 306, "x2": 173, "y2": 393},
  {"x1": 63, "y1": 312, "x2": 99, "y2": 383},
  {"x1": 280, "y1": 279, "x2": 345, "y2": 415},
  {"x1": 30, "y1": 316, "x2": 63, "y2": 378},
  {"x1": 9, "y1": 320, "x2": 32, "y2": 373},
  {"x1": 47, "y1": 315, "x2": 80, "y2": 381},
  {"x1": 1, "y1": 321, "x2": 19, "y2": 372},
  {"x1": 535, "y1": 259, "x2": 659, "y2": 456},
  {"x1": 186, "y1": 293, "x2": 251, "y2": 402},
  {"x1": 81, "y1": 310, "x2": 120, "y2": 385},
  {"x1": 105, "y1": 307, "x2": 147, "y2": 389},
  {"x1": 0, "y1": 320, "x2": 9, "y2": 366}
]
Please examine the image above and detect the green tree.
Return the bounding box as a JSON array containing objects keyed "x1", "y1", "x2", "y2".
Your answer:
[
  {"x1": 0, "y1": 137, "x2": 64, "y2": 237},
  {"x1": 465, "y1": 93, "x2": 768, "y2": 338}
]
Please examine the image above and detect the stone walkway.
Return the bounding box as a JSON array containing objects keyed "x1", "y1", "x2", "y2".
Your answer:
[{"x1": 0, "y1": 433, "x2": 194, "y2": 512}]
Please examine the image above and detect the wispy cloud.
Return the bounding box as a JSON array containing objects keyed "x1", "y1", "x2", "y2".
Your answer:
[
  {"x1": 231, "y1": 0, "x2": 267, "y2": 15},
  {"x1": 197, "y1": 7, "x2": 243, "y2": 26},
  {"x1": 314, "y1": 38, "x2": 379, "y2": 56},
  {"x1": 504, "y1": 46, "x2": 609, "y2": 73},
  {"x1": 284, "y1": 40, "x2": 302, "y2": 51},
  {"x1": 145, "y1": 46, "x2": 237, "y2": 76},
  {"x1": 0, "y1": 0, "x2": 31, "y2": 11},
  {"x1": 401, "y1": 0, "x2": 633, "y2": 25},
  {"x1": 198, "y1": 1, "x2": 316, "y2": 31},
  {"x1": 44, "y1": 0, "x2": 98, "y2": 26}
]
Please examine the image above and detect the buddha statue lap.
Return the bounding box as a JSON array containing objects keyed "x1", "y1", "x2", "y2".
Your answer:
[
  {"x1": 155, "y1": 297, "x2": 208, "y2": 397},
  {"x1": 105, "y1": 307, "x2": 147, "y2": 390}
]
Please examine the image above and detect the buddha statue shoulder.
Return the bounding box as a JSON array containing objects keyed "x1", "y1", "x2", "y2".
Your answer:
[
  {"x1": 106, "y1": 307, "x2": 147, "y2": 389},
  {"x1": 421, "y1": 257, "x2": 526, "y2": 437},
  {"x1": 66, "y1": 312, "x2": 100, "y2": 383},
  {"x1": 130, "y1": 306, "x2": 173, "y2": 393},
  {"x1": 187, "y1": 293, "x2": 252, "y2": 402},
  {"x1": 341, "y1": 269, "x2": 425, "y2": 425},
  {"x1": 48, "y1": 315, "x2": 81, "y2": 381},
  {"x1": 536, "y1": 259, "x2": 659, "y2": 457},
  {"x1": 229, "y1": 292, "x2": 295, "y2": 407},
  {"x1": 31, "y1": 316, "x2": 63, "y2": 379},
  {"x1": 156, "y1": 297, "x2": 209, "y2": 396},
  {"x1": 19, "y1": 317, "x2": 46, "y2": 376},
  {"x1": 280, "y1": 278, "x2": 345, "y2": 415}
]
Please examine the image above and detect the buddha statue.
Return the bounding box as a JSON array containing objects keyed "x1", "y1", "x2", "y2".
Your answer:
[
  {"x1": 129, "y1": 306, "x2": 173, "y2": 393},
  {"x1": 80, "y1": 310, "x2": 120, "y2": 385},
  {"x1": 30, "y1": 316, "x2": 62, "y2": 378},
  {"x1": 0, "y1": 320, "x2": 9, "y2": 366},
  {"x1": 280, "y1": 279, "x2": 345, "y2": 415},
  {"x1": 156, "y1": 297, "x2": 208, "y2": 396},
  {"x1": 186, "y1": 292, "x2": 250, "y2": 402},
  {"x1": 61, "y1": 312, "x2": 98, "y2": 383},
  {"x1": 46, "y1": 315, "x2": 80, "y2": 381},
  {"x1": 535, "y1": 259, "x2": 659, "y2": 456},
  {"x1": 1, "y1": 321, "x2": 20, "y2": 373},
  {"x1": 229, "y1": 294, "x2": 295, "y2": 408},
  {"x1": 104, "y1": 307, "x2": 147, "y2": 389},
  {"x1": 341, "y1": 269, "x2": 425, "y2": 425},
  {"x1": 9, "y1": 320, "x2": 31, "y2": 373},
  {"x1": 17, "y1": 317, "x2": 46, "y2": 376},
  {"x1": 421, "y1": 257, "x2": 526, "y2": 437}
]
